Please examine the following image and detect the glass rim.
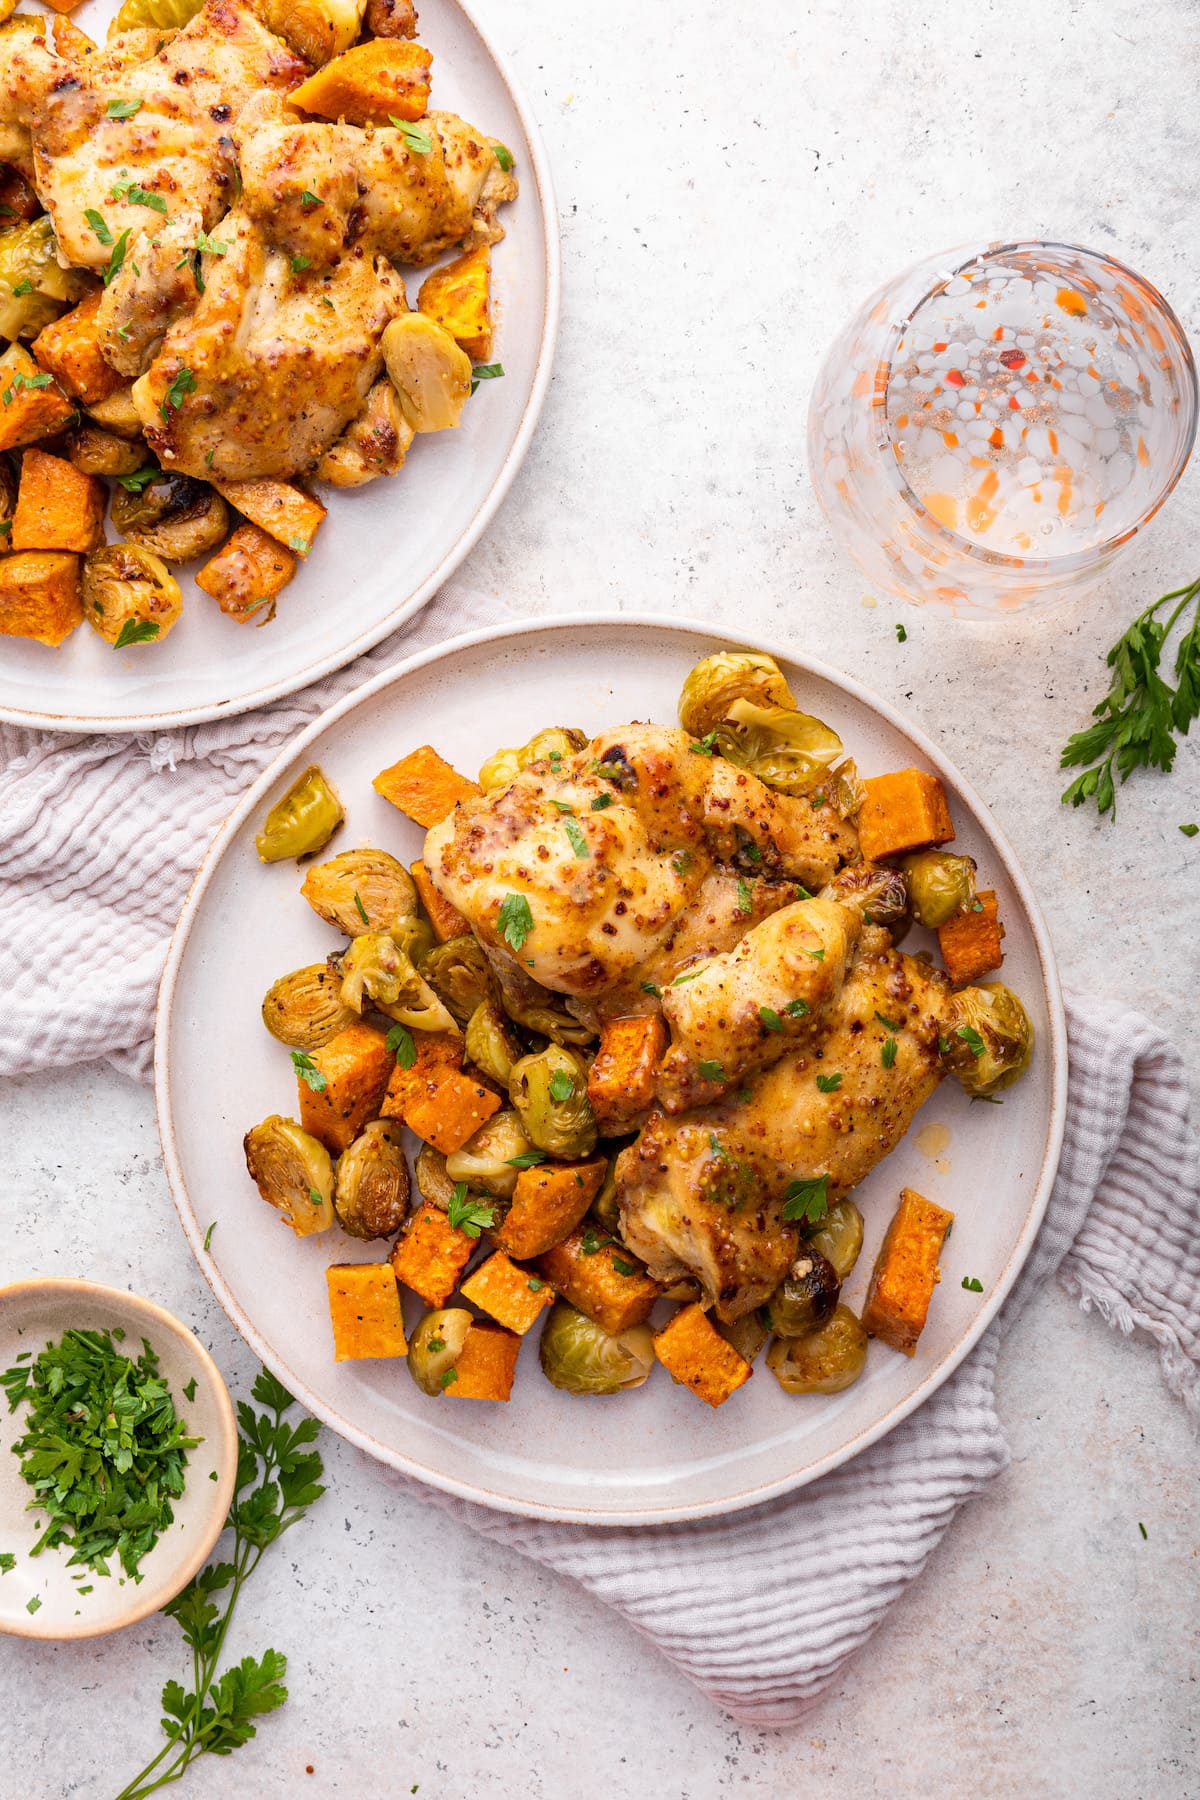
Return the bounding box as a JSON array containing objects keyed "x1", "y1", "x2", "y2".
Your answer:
[{"x1": 878, "y1": 238, "x2": 1199, "y2": 573}]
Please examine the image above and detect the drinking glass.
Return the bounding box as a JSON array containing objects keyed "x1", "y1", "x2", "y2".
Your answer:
[{"x1": 807, "y1": 241, "x2": 1197, "y2": 616}]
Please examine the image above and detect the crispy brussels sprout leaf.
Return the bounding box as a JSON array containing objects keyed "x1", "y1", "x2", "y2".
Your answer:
[
  {"x1": 340, "y1": 932, "x2": 457, "y2": 1032},
  {"x1": 256, "y1": 765, "x2": 344, "y2": 863}
]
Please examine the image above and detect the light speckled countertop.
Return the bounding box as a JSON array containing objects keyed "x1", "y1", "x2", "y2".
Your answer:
[{"x1": 3, "y1": 0, "x2": 1198, "y2": 1793}]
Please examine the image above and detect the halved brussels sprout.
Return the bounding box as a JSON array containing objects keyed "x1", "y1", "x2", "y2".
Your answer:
[
  {"x1": 714, "y1": 698, "x2": 844, "y2": 798},
  {"x1": 0, "y1": 457, "x2": 15, "y2": 525},
  {"x1": 943, "y1": 983, "x2": 1034, "y2": 1096},
  {"x1": 0, "y1": 216, "x2": 89, "y2": 340},
  {"x1": 68, "y1": 425, "x2": 147, "y2": 480},
  {"x1": 256, "y1": 766, "x2": 344, "y2": 864},
  {"x1": 421, "y1": 936, "x2": 495, "y2": 1027},
  {"x1": 492, "y1": 961, "x2": 596, "y2": 1048},
  {"x1": 110, "y1": 472, "x2": 228, "y2": 563},
  {"x1": 339, "y1": 933, "x2": 457, "y2": 1032},
  {"x1": 333, "y1": 1119, "x2": 410, "y2": 1240},
  {"x1": 805, "y1": 1199, "x2": 864, "y2": 1281},
  {"x1": 261, "y1": 963, "x2": 357, "y2": 1049},
  {"x1": 765, "y1": 1249, "x2": 840, "y2": 1338},
  {"x1": 509, "y1": 1045, "x2": 597, "y2": 1160},
  {"x1": 243, "y1": 1115, "x2": 334, "y2": 1237},
  {"x1": 393, "y1": 914, "x2": 435, "y2": 968},
  {"x1": 678, "y1": 650, "x2": 796, "y2": 739},
  {"x1": 589, "y1": 1153, "x2": 621, "y2": 1234},
  {"x1": 82, "y1": 544, "x2": 183, "y2": 648},
  {"x1": 444, "y1": 1109, "x2": 531, "y2": 1199},
  {"x1": 414, "y1": 1143, "x2": 456, "y2": 1211},
  {"x1": 478, "y1": 726, "x2": 588, "y2": 790},
  {"x1": 902, "y1": 850, "x2": 978, "y2": 929},
  {"x1": 824, "y1": 862, "x2": 911, "y2": 932},
  {"x1": 114, "y1": 0, "x2": 203, "y2": 26},
  {"x1": 538, "y1": 1300, "x2": 654, "y2": 1395},
  {"x1": 717, "y1": 1310, "x2": 770, "y2": 1366},
  {"x1": 381, "y1": 314, "x2": 472, "y2": 433},
  {"x1": 767, "y1": 1305, "x2": 868, "y2": 1394},
  {"x1": 407, "y1": 1307, "x2": 473, "y2": 1395},
  {"x1": 300, "y1": 848, "x2": 418, "y2": 936},
  {"x1": 464, "y1": 1002, "x2": 521, "y2": 1087}
]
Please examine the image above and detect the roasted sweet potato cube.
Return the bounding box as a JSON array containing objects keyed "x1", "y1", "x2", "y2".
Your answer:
[
  {"x1": 403, "y1": 1069, "x2": 500, "y2": 1155},
  {"x1": 212, "y1": 477, "x2": 326, "y2": 558},
  {"x1": 372, "y1": 745, "x2": 481, "y2": 827},
  {"x1": 445, "y1": 1322, "x2": 520, "y2": 1401},
  {"x1": 380, "y1": 1028, "x2": 463, "y2": 1120},
  {"x1": 587, "y1": 1014, "x2": 668, "y2": 1133},
  {"x1": 0, "y1": 549, "x2": 82, "y2": 646},
  {"x1": 0, "y1": 346, "x2": 77, "y2": 454},
  {"x1": 390, "y1": 1203, "x2": 475, "y2": 1307},
  {"x1": 195, "y1": 523, "x2": 297, "y2": 623},
  {"x1": 42, "y1": 0, "x2": 87, "y2": 15},
  {"x1": 653, "y1": 1303, "x2": 752, "y2": 1408},
  {"x1": 11, "y1": 447, "x2": 105, "y2": 552},
  {"x1": 417, "y1": 245, "x2": 492, "y2": 361},
  {"x1": 937, "y1": 889, "x2": 1005, "y2": 986},
  {"x1": 862, "y1": 1187, "x2": 955, "y2": 1356},
  {"x1": 289, "y1": 39, "x2": 433, "y2": 125},
  {"x1": 460, "y1": 1251, "x2": 554, "y2": 1335},
  {"x1": 535, "y1": 1226, "x2": 661, "y2": 1337},
  {"x1": 411, "y1": 858, "x2": 470, "y2": 942},
  {"x1": 493, "y1": 1159, "x2": 607, "y2": 1261},
  {"x1": 297, "y1": 1020, "x2": 393, "y2": 1153},
  {"x1": 326, "y1": 1262, "x2": 407, "y2": 1361},
  {"x1": 32, "y1": 292, "x2": 125, "y2": 406},
  {"x1": 857, "y1": 768, "x2": 954, "y2": 862}
]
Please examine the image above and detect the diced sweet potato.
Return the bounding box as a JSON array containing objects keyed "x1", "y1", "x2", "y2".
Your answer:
[
  {"x1": 654, "y1": 1304, "x2": 752, "y2": 1408},
  {"x1": 937, "y1": 889, "x2": 1005, "y2": 986},
  {"x1": 403, "y1": 1069, "x2": 500, "y2": 1155},
  {"x1": 411, "y1": 858, "x2": 470, "y2": 942},
  {"x1": 586, "y1": 1015, "x2": 668, "y2": 1134},
  {"x1": 862, "y1": 1187, "x2": 955, "y2": 1356},
  {"x1": 857, "y1": 768, "x2": 955, "y2": 862},
  {"x1": 297, "y1": 1020, "x2": 393, "y2": 1153},
  {"x1": 326, "y1": 1262, "x2": 407, "y2": 1360},
  {"x1": 445, "y1": 1322, "x2": 520, "y2": 1401},
  {"x1": 535, "y1": 1225, "x2": 661, "y2": 1337},
  {"x1": 289, "y1": 38, "x2": 432, "y2": 125},
  {"x1": 0, "y1": 345, "x2": 76, "y2": 453},
  {"x1": 379, "y1": 1028, "x2": 463, "y2": 1120},
  {"x1": 42, "y1": 0, "x2": 86, "y2": 15},
  {"x1": 390, "y1": 1202, "x2": 475, "y2": 1307},
  {"x1": 493, "y1": 1159, "x2": 607, "y2": 1262},
  {"x1": 194, "y1": 522, "x2": 297, "y2": 623},
  {"x1": 11, "y1": 446, "x2": 105, "y2": 552},
  {"x1": 460, "y1": 1251, "x2": 554, "y2": 1336},
  {"x1": 212, "y1": 477, "x2": 326, "y2": 558},
  {"x1": 417, "y1": 245, "x2": 492, "y2": 361},
  {"x1": 0, "y1": 166, "x2": 41, "y2": 223},
  {"x1": 32, "y1": 291, "x2": 124, "y2": 406},
  {"x1": 0, "y1": 549, "x2": 82, "y2": 646},
  {"x1": 372, "y1": 745, "x2": 481, "y2": 828}
]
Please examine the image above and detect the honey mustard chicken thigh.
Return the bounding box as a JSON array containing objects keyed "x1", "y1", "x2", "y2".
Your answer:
[{"x1": 422, "y1": 725, "x2": 858, "y2": 1001}]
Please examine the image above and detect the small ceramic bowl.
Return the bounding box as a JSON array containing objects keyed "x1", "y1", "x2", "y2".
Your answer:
[{"x1": 0, "y1": 1279, "x2": 237, "y2": 1641}]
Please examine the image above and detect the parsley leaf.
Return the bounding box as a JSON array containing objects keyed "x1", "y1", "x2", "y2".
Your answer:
[
  {"x1": 962, "y1": 1276, "x2": 984, "y2": 1292},
  {"x1": 785, "y1": 997, "x2": 810, "y2": 1018},
  {"x1": 1181, "y1": 823, "x2": 1199, "y2": 838},
  {"x1": 447, "y1": 1184, "x2": 494, "y2": 1239},
  {"x1": 875, "y1": 1010, "x2": 902, "y2": 1031},
  {"x1": 202, "y1": 1221, "x2": 216, "y2": 1251},
  {"x1": 103, "y1": 228, "x2": 132, "y2": 285},
  {"x1": 385, "y1": 1026, "x2": 416, "y2": 1070},
  {"x1": 698, "y1": 1059, "x2": 725, "y2": 1082},
  {"x1": 640, "y1": 981, "x2": 661, "y2": 997},
  {"x1": 106, "y1": 98, "x2": 143, "y2": 118},
  {"x1": 805, "y1": 946, "x2": 826, "y2": 962},
  {"x1": 160, "y1": 366, "x2": 196, "y2": 418},
  {"x1": 737, "y1": 877, "x2": 754, "y2": 915},
  {"x1": 548, "y1": 1068, "x2": 575, "y2": 1102},
  {"x1": 815, "y1": 1071, "x2": 842, "y2": 1092},
  {"x1": 759, "y1": 1006, "x2": 783, "y2": 1032},
  {"x1": 611, "y1": 1256, "x2": 637, "y2": 1277},
  {"x1": 782, "y1": 1175, "x2": 829, "y2": 1224},
  {"x1": 956, "y1": 1025, "x2": 987, "y2": 1059},
  {"x1": 895, "y1": 622, "x2": 908, "y2": 643},
  {"x1": 689, "y1": 731, "x2": 718, "y2": 756},
  {"x1": 497, "y1": 892, "x2": 533, "y2": 953},
  {"x1": 117, "y1": 465, "x2": 160, "y2": 493},
  {"x1": 391, "y1": 118, "x2": 433, "y2": 153},
  {"x1": 505, "y1": 1150, "x2": 547, "y2": 1169},
  {"x1": 0, "y1": 1553, "x2": 15, "y2": 1575},
  {"x1": 289, "y1": 255, "x2": 311, "y2": 274},
  {"x1": 10, "y1": 278, "x2": 31, "y2": 295},
  {"x1": 590, "y1": 793, "x2": 613, "y2": 811},
  {"x1": 26, "y1": 1595, "x2": 41, "y2": 1615},
  {"x1": 114, "y1": 618, "x2": 160, "y2": 649},
  {"x1": 353, "y1": 891, "x2": 369, "y2": 927},
  {"x1": 562, "y1": 816, "x2": 589, "y2": 858},
  {"x1": 111, "y1": 174, "x2": 168, "y2": 213},
  {"x1": 494, "y1": 143, "x2": 514, "y2": 172},
  {"x1": 290, "y1": 1051, "x2": 327, "y2": 1092},
  {"x1": 300, "y1": 189, "x2": 322, "y2": 207},
  {"x1": 881, "y1": 1037, "x2": 898, "y2": 1069}
]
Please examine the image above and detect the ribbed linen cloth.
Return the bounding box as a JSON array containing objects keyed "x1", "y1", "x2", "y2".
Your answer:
[{"x1": 1, "y1": 608, "x2": 1197, "y2": 1724}]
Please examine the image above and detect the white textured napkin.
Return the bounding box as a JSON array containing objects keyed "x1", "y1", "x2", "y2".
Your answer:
[{"x1": 1, "y1": 625, "x2": 1196, "y2": 1724}]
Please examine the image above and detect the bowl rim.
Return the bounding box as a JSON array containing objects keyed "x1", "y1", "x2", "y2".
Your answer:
[
  {"x1": 154, "y1": 611, "x2": 1068, "y2": 1525},
  {"x1": 0, "y1": 1278, "x2": 238, "y2": 1641}
]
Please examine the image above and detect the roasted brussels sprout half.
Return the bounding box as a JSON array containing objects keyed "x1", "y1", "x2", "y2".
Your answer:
[
  {"x1": 445, "y1": 1108, "x2": 531, "y2": 1199},
  {"x1": 714, "y1": 699, "x2": 844, "y2": 798},
  {"x1": 943, "y1": 982, "x2": 1034, "y2": 1096},
  {"x1": 825, "y1": 862, "x2": 911, "y2": 932},
  {"x1": 478, "y1": 726, "x2": 589, "y2": 790},
  {"x1": 339, "y1": 933, "x2": 457, "y2": 1033},
  {"x1": 765, "y1": 1249, "x2": 841, "y2": 1338},
  {"x1": 590, "y1": 1153, "x2": 621, "y2": 1234},
  {"x1": 492, "y1": 960, "x2": 596, "y2": 1048},
  {"x1": 767, "y1": 1305, "x2": 868, "y2": 1394},
  {"x1": 114, "y1": 0, "x2": 203, "y2": 26},
  {"x1": 0, "y1": 216, "x2": 89, "y2": 340},
  {"x1": 902, "y1": 850, "x2": 978, "y2": 929},
  {"x1": 414, "y1": 1144, "x2": 456, "y2": 1211},
  {"x1": 82, "y1": 544, "x2": 183, "y2": 647},
  {"x1": 300, "y1": 848, "x2": 418, "y2": 936},
  {"x1": 381, "y1": 314, "x2": 472, "y2": 432},
  {"x1": 261, "y1": 963, "x2": 357, "y2": 1049},
  {"x1": 0, "y1": 456, "x2": 15, "y2": 525},
  {"x1": 407, "y1": 1308, "x2": 473, "y2": 1395},
  {"x1": 243, "y1": 1115, "x2": 334, "y2": 1237},
  {"x1": 509, "y1": 1045, "x2": 597, "y2": 1160},
  {"x1": 421, "y1": 936, "x2": 495, "y2": 1027},
  {"x1": 69, "y1": 425, "x2": 148, "y2": 480},
  {"x1": 464, "y1": 1001, "x2": 521, "y2": 1087},
  {"x1": 110, "y1": 471, "x2": 229, "y2": 564},
  {"x1": 678, "y1": 650, "x2": 796, "y2": 739},
  {"x1": 255, "y1": 765, "x2": 344, "y2": 863},
  {"x1": 538, "y1": 1300, "x2": 655, "y2": 1395},
  {"x1": 392, "y1": 914, "x2": 435, "y2": 968},
  {"x1": 333, "y1": 1119, "x2": 411, "y2": 1240},
  {"x1": 805, "y1": 1199, "x2": 864, "y2": 1282},
  {"x1": 717, "y1": 1310, "x2": 770, "y2": 1366}
]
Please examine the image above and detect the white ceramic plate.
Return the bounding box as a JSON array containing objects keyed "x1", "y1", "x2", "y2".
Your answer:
[
  {"x1": 0, "y1": 0, "x2": 558, "y2": 732},
  {"x1": 155, "y1": 616, "x2": 1067, "y2": 1524},
  {"x1": 0, "y1": 1279, "x2": 236, "y2": 1639}
]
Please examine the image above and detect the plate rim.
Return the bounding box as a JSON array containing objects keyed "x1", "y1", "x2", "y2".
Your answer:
[
  {"x1": 154, "y1": 612, "x2": 1069, "y2": 1525},
  {"x1": 0, "y1": 0, "x2": 561, "y2": 736}
]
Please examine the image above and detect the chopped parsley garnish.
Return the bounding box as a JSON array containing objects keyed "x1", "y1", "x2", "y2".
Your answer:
[
  {"x1": 106, "y1": 98, "x2": 143, "y2": 118},
  {"x1": 386, "y1": 1025, "x2": 416, "y2": 1070},
  {"x1": 0, "y1": 1553, "x2": 16, "y2": 1575},
  {"x1": 505, "y1": 1150, "x2": 547, "y2": 1169},
  {"x1": 881, "y1": 1037, "x2": 898, "y2": 1069},
  {"x1": 497, "y1": 892, "x2": 534, "y2": 953},
  {"x1": 11, "y1": 278, "x2": 31, "y2": 295},
  {"x1": 195, "y1": 231, "x2": 229, "y2": 256},
  {"x1": 590, "y1": 793, "x2": 613, "y2": 811},
  {"x1": 611, "y1": 1257, "x2": 637, "y2": 1278},
  {"x1": 353, "y1": 891, "x2": 369, "y2": 926},
  {"x1": 549, "y1": 799, "x2": 575, "y2": 813},
  {"x1": 494, "y1": 143, "x2": 514, "y2": 172},
  {"x1": 118, "y1": 465, "x2": 160, "y2": 492},
  {"x1": 707, "y1": 1133, "x2": 727, "y2": 1160},
  {"x1": 737, "y1": 878, "x2": 753, "y2": 915},
  {"x1": 640, "y1": 981, "x2": 661, "y2": 997},
  {"x1": 698, "y1": 1060, "x2": 725, "y2": 1082},
  {"x1": 1138, "y1": 1521, "x2": 1148, "y2": 1540},
  {"x1": 182, "y1": 1376, "x2": 198, "y2": 1403},
  {"x1": 895, "y1": 622, "x2": 908, "y2": 643},
  {"x1": 290, "y1": 1051, "x2": 327, "y2": 1092},
  {"x1": 956, "y1": 1025, "x2": 987, "y2": 1059},
  {"x1": 1181, "y1": 823, "x2": 1199, "y2": 838},
  {"x1": 785, "y1": 997, "x2": 810, "y2": 1018},
  {"x1": 938, "y1": 1035, "x2": 951, "y2": 1054},
  {"x1": 103, "y1": 228, "x2": 132, "y2": 284},
  {"x1": 160, "y1": 366, "x2": 196, "y2": 417},
  {"x1": 815, "y1": 1071, "x2": 842, "y2": 1092},
  {"x1": 289, "y1": 255, "x2": 312, "y2": 273},
  {"x1": 470, "y1": 362, "x2": 504, "y2": 382},
  {"x1": 391, "y1": 118, "x2": 433, "y2": 153},
  {"x1": 288, "y1": 536, "x2": 310, "y2": 553},
  {"x1": 439, "y1": 1367, "x2": 458, "y2": 1388},
  {"x1": 805, "y1": 946, "x2": 826, "y2": 962},
  {"x1": 961, "y1": 1276, "x2": 984, "y2": 1292},
  {"x1": 300, "y1": 189, "x2": 323, "y2": 207},
  {"x1": 113, "y1": 618, "x2": 160, "y2": 649},
  {"x1": 547, "y1": 1068, "x2": 575, "y2": 1103},
  {"x1": 671, "y1": 850, "x2": 693, "y2": 876},
  {"x1": 526, "y1": 1279, "x2": 545, "y2": 1293},
  {"x1": 446, "y1": 1184, "x2": 494, "y2": 1239},
  {"x1": 202, "y1": 1221, "x2": 216, "y2": 1251},
  {"x1": 688, "y1": 731, "x2": 718, "y2": 756},
  {"x1": 759, "y1": 1006, "x2": 783, "y2": 1032},
  {"x1": 672, "y1": 968, "x2": 702, "y2": 985},
  {"x1": 782, "y1": 1174, "x2": 829, "y2": 1224},
  {"x1": 875, "y1": 1010, "x2": 902, "y2": 1031},
  {"x1": 971, "y1": 1094, "x2": 1004, "y2": 1104},
  {"x1": 111, "y1": 174, "x2": 168, "y2": 214},
  {"x1": 8, "y1": 371, "x2": 52, "y2": 394},
  {"x1": 579, "y1": 1226, "x2": 613, "y2": 1256},
  {"x1": 736, "y1": 1087, "x2": 753, "y2": 1103},
  {"x1": 26, "y1": 1596, "x2": 41, "y2": 1615},
  {"x1": 562, "y1": 816, "x2": 589, "y2": 858}
]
